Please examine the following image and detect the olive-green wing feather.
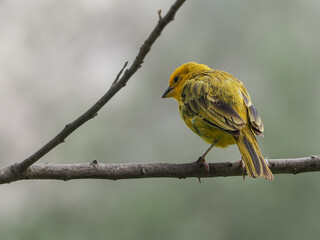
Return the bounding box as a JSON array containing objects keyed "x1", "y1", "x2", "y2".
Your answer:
[
  {"x1": 241, "y1": 91, "x2": 264, "y2": 136},
  {"x1": 181, "y1": 79, "x2": 246, "y2": 136}
]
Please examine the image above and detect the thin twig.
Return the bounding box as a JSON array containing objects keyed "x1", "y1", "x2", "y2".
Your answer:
[
  {"x1": 158, "y1": 10, "x2": 162, "y2": 20},
  {"x1": 0, "y1": 156, "x2": 319, "y2": 184},
  {"x1": 1, "y1": 0, "x2": 186, "y2": 182}
]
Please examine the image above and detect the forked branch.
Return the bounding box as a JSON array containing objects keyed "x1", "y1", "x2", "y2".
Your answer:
[
  {"x1": 0, "y1": 0, "x2": 186, "y2": 184},
  {"x1": 1, "y1": 0, "x2": 318, "y2": 185}
]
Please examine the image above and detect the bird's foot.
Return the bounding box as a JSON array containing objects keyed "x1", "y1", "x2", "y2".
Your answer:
[
  {"x1": 239, "y1": 159, "x2": 246, "y2": 180},
  {"x1": 196, "y1": 156, "x2": 210, "y2": 175}
]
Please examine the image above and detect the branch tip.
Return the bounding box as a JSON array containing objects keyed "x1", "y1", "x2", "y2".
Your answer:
[{"x1": 158, "y1": 10, "x2": 162, "y2": 20}]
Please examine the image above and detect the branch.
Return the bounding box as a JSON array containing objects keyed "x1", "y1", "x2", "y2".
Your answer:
[
  {"x1": 2, "y1": 0, "x2": 186, "y2": 181},
  {"x1": 1, "y1": 156, "x2": 319, "y2": 184}
]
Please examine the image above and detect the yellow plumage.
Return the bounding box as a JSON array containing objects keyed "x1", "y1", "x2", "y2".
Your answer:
[{"x1": 162, "y1": 62, "x2": 273, "y2": 180}]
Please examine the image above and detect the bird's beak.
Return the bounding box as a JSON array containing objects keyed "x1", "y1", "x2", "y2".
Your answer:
[{"x1": 162, "y1": 86, "x2": 175, "y2": 98}]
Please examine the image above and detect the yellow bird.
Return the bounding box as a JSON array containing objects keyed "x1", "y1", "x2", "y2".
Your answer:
[{"x1": 162, "y1": 62, "x2": 273, "y2": 180}]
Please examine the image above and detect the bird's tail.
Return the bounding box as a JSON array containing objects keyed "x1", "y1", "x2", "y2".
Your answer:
[{"x1": 235, "y1": 130, "x2": 273, "y2": 180}]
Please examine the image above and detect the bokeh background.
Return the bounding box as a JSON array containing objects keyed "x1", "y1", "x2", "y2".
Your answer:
[{"x1": 1, "y1": 0, "x2": 320, "y2": 239}]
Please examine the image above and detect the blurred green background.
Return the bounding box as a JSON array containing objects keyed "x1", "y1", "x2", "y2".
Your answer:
[{"x1": 1, "y1": 0, "x2": 320, "y2": 239}]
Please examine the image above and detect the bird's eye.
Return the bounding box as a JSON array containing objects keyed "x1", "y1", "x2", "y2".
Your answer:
[{"x1": 174, "y1": 76, "x2": 179, "y2": 83}]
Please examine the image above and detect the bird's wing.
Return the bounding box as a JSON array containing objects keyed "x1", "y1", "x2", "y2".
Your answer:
[
  {"x1": 181, "y1": 79, "x2": 246, "y2": 136},
  {"x1": 240, "y1": 90, "x2": 264, "y2": 136}
]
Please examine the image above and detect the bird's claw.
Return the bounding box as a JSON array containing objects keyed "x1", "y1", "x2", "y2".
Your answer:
[
  {"x1": 240, "y1": 159, "x2": 246, "y2": 180},
  {"x1": 196, "y1": 156, "x2": 210, "y2": 175}
]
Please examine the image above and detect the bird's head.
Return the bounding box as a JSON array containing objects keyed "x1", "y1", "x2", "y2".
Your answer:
[{"x1": 162, "y1": 62, "x2": 211, "y2": 101}]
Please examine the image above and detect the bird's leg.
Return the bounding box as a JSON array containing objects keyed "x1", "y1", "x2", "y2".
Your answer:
[{"x1": 196, "y1": 140, "x2": 218, "y2": 175}]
